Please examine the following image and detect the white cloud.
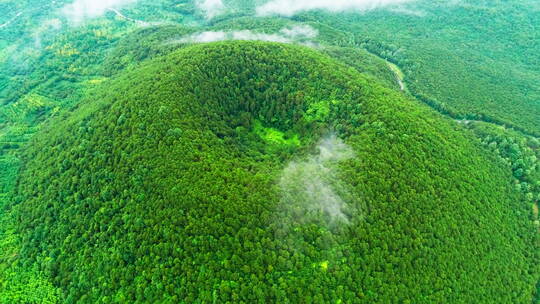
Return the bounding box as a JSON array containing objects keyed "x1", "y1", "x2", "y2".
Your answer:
[
  {"x1": 196, "y1": 0, "x2": 225, "y2": 19},
  {"x1": 256, "y1": 0, "x2": 415, "y2": 17},
  {"x1": 32, "y1": 19, "x2": 63, "y2": 49},
  {"x1": 173, "y1": 30, "x2": 291, "y2": 44},
  {"x1": 173, "y1": 25, "x2": 318, "y2": 45},
  {"x1": 231, "y1": 30, "x2": 292, "y2": 43},
  {"x1": 278, "y1": 134, "x2": 356, "y2": 225},
  {"x1": 182, "y1": 31, "x2": 228, "y2": 43},
  {"x1": 61, "y1": 0, "x2": 138, "y2": 24},
  {"x1": 389, "y1": 6, "x2": 425, "y2": 16},
  {"x1": 279, "y1": 24, "x2": 318, "y2": 39}
]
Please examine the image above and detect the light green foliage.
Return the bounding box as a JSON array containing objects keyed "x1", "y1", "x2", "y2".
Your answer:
[
  {"x1": 0, "y1": 93, "x2": 56, "y2": 123},
  {"x1": 304, "y1": 99, "x2": 331, "y2": 123},
  {"x1": 0, "y1": 262, "x2": 61, "y2": 304},
  {"x1": 0, "y1": 218, "x2": 61, "y2": 304},
  {"x1": 253, "y1": 120, "x2": 300, "y2": 147}
]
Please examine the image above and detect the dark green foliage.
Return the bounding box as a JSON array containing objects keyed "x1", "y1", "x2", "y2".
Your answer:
[
  {"x1": 321, "y1": 47, "x2": 400, "y2": 90},
  {"x1": 8, "y1": 42, "x2": 538, "y2": 303},
  {"x1": 466, "y1": 122, "x2": 540, "y2": 211},
  {"x1": 0, "y1": 155, "x2": 19, "y2": 203},
  {"x1": 101, "y1": 25, "x2": 196, "y2": 76}
]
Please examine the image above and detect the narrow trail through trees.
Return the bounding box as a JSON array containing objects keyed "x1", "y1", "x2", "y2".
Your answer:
[{"x1": 0, "y1": 12, "x2": 22, "y2": 30}]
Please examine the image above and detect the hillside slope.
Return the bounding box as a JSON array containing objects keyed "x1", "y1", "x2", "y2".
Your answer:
[
  {"x1": 302, "y1": 0, "x2": 540, "y2": 135},
  {"x1": 4, "y1": 42, "x2": 539, "y2": 303}
]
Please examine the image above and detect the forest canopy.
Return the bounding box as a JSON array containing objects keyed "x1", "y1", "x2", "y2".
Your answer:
[{"x1": 2, "y1": 42, "x2": 538, "y2": 303}]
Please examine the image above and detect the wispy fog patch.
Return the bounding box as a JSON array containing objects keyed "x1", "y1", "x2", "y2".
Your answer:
[
  {"x1": 32, "y1": 19, "x2": 63, "y2": 49},
  {"x1": 231, "y1": 30, "x2": 292, "y2": 43},
  {"x1": 278, "y1": 134, "x2": 355, "y2": 226},
  {"x1": 196, "y1": 0, "x2": 225, "y2": 19},
  {"x1": 171, "y1": 25, "x2": 318, "y2": 45},
  {"x1": 61, "y1": 0, "x2": 138, "y2": 24},
  {"x1": 389, "y1": 6, "x2": 425, "y2": 16},
  {"x1": 256, "y1": 0, "x2": 415, "y2": 17},
  {"x1": 184, "y1": 31, "x2": 228, "y2": 43},
  {"x1": 280, "y1": 25, "x2": 318, "y2": 39}
]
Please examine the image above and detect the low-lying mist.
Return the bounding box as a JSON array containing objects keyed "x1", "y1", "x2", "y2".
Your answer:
[
  {"x1": 171, "y1": 25, "x2": 318, "y2": 45},
  {"x1": 256, "y1": 0, "x2": 415, "y2": 16},
  {"x1": 278, "y1": 134, "x2": 356, "y2": 227}
]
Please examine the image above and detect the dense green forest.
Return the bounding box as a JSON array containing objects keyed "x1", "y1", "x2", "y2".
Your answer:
[
  {"x1": 2, "y1": 42, "x2": 538, "y2": 302},
  {"x1": 299, "y1": 1, "x2": 540, "y2": 136},
  {"x1": 0, "y1": 0, "x2": 539, "y2": 303}
]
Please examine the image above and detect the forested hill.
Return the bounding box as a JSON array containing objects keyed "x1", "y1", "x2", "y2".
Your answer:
[
  {"x1": 1, "y1": 0, "x2": 539, "y2": 302},
  {"x1": 296, "y1": 0, "x2": 540, "y2": 136},
  {"x1": 2, "y1": 42, "x2": 537, "y2": 303}
]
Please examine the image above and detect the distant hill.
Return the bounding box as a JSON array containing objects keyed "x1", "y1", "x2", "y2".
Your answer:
[{"x1": 301, "y1": 0, "x2": 540, "y2": 135}]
